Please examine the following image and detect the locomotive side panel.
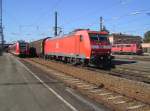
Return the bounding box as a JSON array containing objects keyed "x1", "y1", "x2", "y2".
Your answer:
[
  {"x1": 45, "y1": 35, "x2": 86, "y2": 58},
  {"x1": 44, "y1": 34, "x2": 91, "y2": 61},
  {"x1": 74, "y1": 30, "x2": 92, "y2": 59}
]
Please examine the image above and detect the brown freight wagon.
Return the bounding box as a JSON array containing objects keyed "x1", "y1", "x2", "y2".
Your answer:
[{"x1": 29, "y1": 37, "x2": 51, "y2": 57}]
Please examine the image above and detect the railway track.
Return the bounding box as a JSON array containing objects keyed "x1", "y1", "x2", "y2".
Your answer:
[
  {"x1": 112, "y1": 67, "x2": 150, "y2": 84},
  {"x1": 114, "y1": 55, "x2": 150, "y2": 62},
  {"x1": 21, "y1": 58, "x2": 150, "y2": 111},
  {"x1": 84, "y1": 67, "x2": 150, "y2": 84},
  {"x1": 117, "y1": 65, "x2": 150, "y2": 72},
  {"x1": 72, "y1": 60, "x2": 150, "y2": 84}
]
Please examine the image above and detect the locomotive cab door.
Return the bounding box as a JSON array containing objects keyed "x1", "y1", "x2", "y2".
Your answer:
[{"x1": 75, "y1": 35, "x2": 80, "y2": 58}]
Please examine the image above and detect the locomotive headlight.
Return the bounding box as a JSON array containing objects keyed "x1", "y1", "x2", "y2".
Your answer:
[
  {"x1": 91, "y1": 45, "x2": 99, "y2": 49},
  {"x1": 108, "y1": 51, "x2": 110, "y2": 54},
  {"x1": 103, "y1": 45, "x2": 111, "y2": 49},
  {"x1": 91, "y1": 51, "x2": 95, "y2": 54}
]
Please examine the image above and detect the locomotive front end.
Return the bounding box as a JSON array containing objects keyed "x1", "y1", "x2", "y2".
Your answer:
[
  {"x1": 89, "y1": 31, "x2": 112, "y2": 68},
  {"x1": 19, "y1": 42, "x2": 29, "y2": 57}
]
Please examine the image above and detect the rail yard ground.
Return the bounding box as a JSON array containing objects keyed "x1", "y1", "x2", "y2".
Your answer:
[{"x1": 0, "y1": 53, "x2": 150, "y2": 111}]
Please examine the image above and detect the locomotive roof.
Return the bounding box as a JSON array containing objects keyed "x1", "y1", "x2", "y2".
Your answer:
[{"x1": 46, "y1": 30, "x2": 108, "y2": 41}]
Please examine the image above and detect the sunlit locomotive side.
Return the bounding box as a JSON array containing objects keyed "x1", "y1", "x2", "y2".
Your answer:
[
  {"x1": 9, "y1": 41, "x2": 29, "y2": 57},
  {"x1": 44, "y1": 29, "x2": 112, "y2": 68}
]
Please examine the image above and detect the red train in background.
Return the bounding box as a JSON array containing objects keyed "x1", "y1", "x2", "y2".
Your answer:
[
  {"x1": 9, "y1": 41, "x2": 29, "y2": 57},
  {"x1": 111, "y1": 44, "x2": 143, "y2": 55},
  {"x1": 35, "y1": 29, "x2": 112, "y2": 68}
]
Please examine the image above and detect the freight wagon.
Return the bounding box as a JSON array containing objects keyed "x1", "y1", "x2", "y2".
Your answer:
[{"x1": 29, "y1": 37, "x2": 50, "y2": 57}]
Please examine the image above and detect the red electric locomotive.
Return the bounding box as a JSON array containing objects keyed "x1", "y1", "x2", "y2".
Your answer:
[
  {"x1": 44, "y1": 29, "x2": 112, "y2": 68},
  {"x1": 9, "y1": 41, "x2": 29, "y2": 57},
  {"x1": 112, "y1": 44, "x2": 143, "y2": 55}
]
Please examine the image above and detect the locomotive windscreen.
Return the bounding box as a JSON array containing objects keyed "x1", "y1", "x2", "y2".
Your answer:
[
  {"x1": 89, "y1": 33, "x2": 109, "y2": 42},
  {"x1": 20, "y1": 43, "x2": 27, "y2": 50}
]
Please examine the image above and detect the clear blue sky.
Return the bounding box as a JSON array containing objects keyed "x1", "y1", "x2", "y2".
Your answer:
[{"x1": 3, "y1": 0, "x2": 150, "y2": 43}]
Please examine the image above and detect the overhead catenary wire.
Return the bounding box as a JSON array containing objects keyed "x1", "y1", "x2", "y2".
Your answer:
[
  {"x1": 61, "y1": 1, "x2": 121, "y2": 27},
  {"x1": 31, "y1": 0, "x2": 63, "y2": 26},
  {"x1": 86, "y1": 9, "x2": 150, "y2": 27},
  {"x1": 6, "y1": 0, "x2": 63, "y2": 40},
  {"x1": 25, "y1": 0, "x2": 63, "y2": 39},
  {"x1": 106, "y1": 9, "x2": 150, "y2": 33},
  {"x1": 61, "y1": 0, "x2": 136, "y2": 33},
  {"x1": 80, "y1": 9, "x2": 150, "y2": 34}
]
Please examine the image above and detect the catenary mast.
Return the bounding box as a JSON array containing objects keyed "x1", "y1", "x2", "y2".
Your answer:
[{"x1": 0, "y1": 0, "x2": 4, "y2": 53}]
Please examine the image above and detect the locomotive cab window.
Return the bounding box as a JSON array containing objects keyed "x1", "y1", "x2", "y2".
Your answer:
[
  {"x1": 20, "y1": 43, "x2": 27, "y2": 49},
  {"x1": 117, "y1": 45, "x2": 120, "y2": 48},
  {"x1": 89, "y1": 33, "x2": 109, "y2": 43},
  {"x1": 89, "y1": 34, "x2": 98, "y2": 41},
  {"x1": 126, "y1": 45, "x2": 131, "y2": 47}
]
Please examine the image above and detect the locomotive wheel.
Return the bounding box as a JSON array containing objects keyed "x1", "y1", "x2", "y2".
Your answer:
[
  {"x1": 62, "y1": 57, "x2": 68, "y2": 63},
  {"x1": 82, "y1": 59, "x2": 89, "y2": 67},
  {"x1": 102, "y1": 59, "x2": 112, "y2": 70},
  {"x1": 72, "y1": 58, "x2": 80, "y2": 66}
]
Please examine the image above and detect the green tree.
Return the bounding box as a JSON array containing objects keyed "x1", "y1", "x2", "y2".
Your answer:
[{"x1": 144, "y1": 31, "x2": 150, "y2": 43}]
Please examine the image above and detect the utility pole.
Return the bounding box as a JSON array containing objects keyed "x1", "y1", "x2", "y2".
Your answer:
[
  {"x1": 54, "y1": 11, "x2": 58, "y2": 36},
  {"x1": 100, "y1": 17, "x2": 103, "y2": 31},
  {"x1": 0, "y1": 0, "x2": 3, "y2": 54}
]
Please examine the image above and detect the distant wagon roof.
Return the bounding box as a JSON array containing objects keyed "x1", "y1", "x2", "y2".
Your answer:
[{"x1": 30, "y1": 37, "x2": 51, "y2": 43}]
